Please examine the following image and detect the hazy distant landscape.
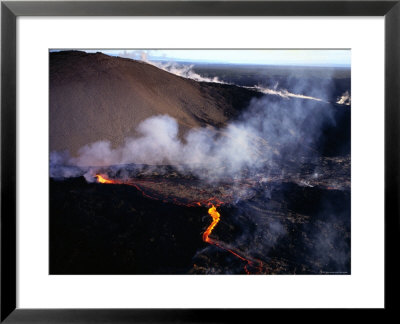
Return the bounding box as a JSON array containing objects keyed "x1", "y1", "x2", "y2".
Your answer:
[
  {"x1": 190, "y1": 62, "x2": 350, "y2": 102},
  {"x1": 50, "y1": 50, "x2": 351, "y2": 274}
]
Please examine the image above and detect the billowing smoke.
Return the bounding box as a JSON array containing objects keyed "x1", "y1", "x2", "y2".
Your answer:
[
  {"x1": 52, "y1": 94, "x2": 334, "y2": 184},
  {"x1": 155, "y1": 61, "x2": 224, "y2": 83},
  {"x1": 336, "y1": 90, "x2": 351, "y2": 105},
  {"x1": 50, "y1": 151, "x2": 85, "y2": 179},
  {"x1": 115, "y1": 50, "x2": 351, "y2": 105},
  {"x1": 117, "y1": 50, "x2": 224, "y2": 83},
  {"x1": 251, "y1": 85, "x2": 328, "y2": 103}
]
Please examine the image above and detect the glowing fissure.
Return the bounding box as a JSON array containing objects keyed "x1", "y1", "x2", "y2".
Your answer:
[
  {"x1": 95, "y1": 174, "x2": 265, "y2": 274},
  {"x1": 202, "y1": 205, "x2": 221, "y2": 243},
  {"x1": 127, "y1": 183, "x2": 159, "y2": 201},
  {"x1": 203, "y1": 204, "x2": 264, "y2": 274},
  {"x1": 95, "y1": 174, "x2": 117, "y2": 184}
]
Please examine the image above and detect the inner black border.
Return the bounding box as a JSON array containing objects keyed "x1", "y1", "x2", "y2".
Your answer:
[{"x1": 1, "y1": 1, "x2": 399, "y2": 322}]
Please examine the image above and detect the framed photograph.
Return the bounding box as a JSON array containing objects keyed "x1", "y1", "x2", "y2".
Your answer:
[{"x1": 1, "y1": 0, "x2": 398, "y2": 322}]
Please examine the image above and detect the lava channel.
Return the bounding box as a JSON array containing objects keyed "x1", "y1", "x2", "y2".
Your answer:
[
  {"x1": 202, "y1": 204, "x2": 265, "y2": 274},
  {"x1": 95, "y1": 174, "x2": 265, "y2": 274}
]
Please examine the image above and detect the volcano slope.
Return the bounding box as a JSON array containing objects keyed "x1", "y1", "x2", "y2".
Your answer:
[
  {"x1": 50, "y1": 51, "x2": 262, "y2": 155},
  {"x1": 50, "y1": 51, "x2": 350, "y2": 274}
]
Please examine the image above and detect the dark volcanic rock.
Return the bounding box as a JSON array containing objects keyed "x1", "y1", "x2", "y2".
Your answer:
[
  {"x1": 50, "y1": 176, "x2": 350, "y2": 275},
  {"x1": 49, "y1": 177, "x2": 209, "y2": 274}
]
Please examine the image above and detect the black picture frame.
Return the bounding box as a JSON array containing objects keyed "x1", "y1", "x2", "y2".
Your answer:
[{"x1": 1, "y1": 0, "x2": 398, "y2": 322}]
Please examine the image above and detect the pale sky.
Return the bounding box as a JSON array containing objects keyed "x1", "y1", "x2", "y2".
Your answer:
[{"x1": 76, "y1": 49, "x2": 350, "y2": 67}]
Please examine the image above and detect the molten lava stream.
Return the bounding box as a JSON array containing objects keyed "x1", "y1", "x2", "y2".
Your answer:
[
  {"x1": 95, "y1": 174, "x2": 116, "y2": 184},
  {"x1": 203, "y1": 204, "x2": 263, "y2": 274},
  {"x1": 202, "y1": 205, "x2": 220, "y2": 243},
  {"x1": 95, "y1": 175, "x2": 263, "y2": 274}
]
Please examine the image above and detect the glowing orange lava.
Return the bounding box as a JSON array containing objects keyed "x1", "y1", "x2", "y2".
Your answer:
[
  {"x1": 95, "y1": 174, "x2": 115, "y2": 184},
  {"x1": 202, "y1": 204, "x2": 265, "y2": 274},
  {"x1": 202, "y1": 205, "x2": 221, "y2": 242}
]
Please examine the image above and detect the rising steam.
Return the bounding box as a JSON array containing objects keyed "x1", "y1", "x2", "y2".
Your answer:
[
  {"x1": 119, "y1": 50, "x2": 224, "y2": 83},
  {"x1": 336, "y1": 91, "x2": 351, "y2": 105},
  {"x1": 52, "y1": 94, "x2": 333, "y2": 184},
  {"x1": 116, "y1": 50, "x2": 341, "y2": 103}
]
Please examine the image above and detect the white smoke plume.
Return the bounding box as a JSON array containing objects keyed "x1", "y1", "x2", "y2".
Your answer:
[
  {"x1": 69, "y1": 114, "x2": 262, "y2": 177},
  {"x1": 116, "y1": 50, "x2": 344, "y2": 104},
  {"x1": 336, "y1": 91, "x2": 351, "y2": 105},
  {"x1": 156, "y1": 62, "x2": 225, "y2": 83},
  {"x1": 249, "y1": 85, "x2": 328, "y2": 103},
  {"x1": 117, "y1": 50, "x2": 225, "y2": 84},
  {"x1": 53, "y1": 95, "x2": 333, "y2": 183}
]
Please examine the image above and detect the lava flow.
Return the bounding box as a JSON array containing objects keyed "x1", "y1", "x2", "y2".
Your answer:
[
  {"x1": 95, "y1": 174, "x2": 116, "y2": 184},
  {"x1": 95, "y1": 173, "x2": 265, "y2": 274},
  {"x1": 203, "y1": 205, "x2": 264, "y2": 274},
  {"x1": 202, "y1": 205, "x2": 221, "y2": 243}
]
